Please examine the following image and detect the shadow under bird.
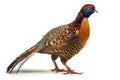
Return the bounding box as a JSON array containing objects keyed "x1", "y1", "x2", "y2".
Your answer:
[{"x1": 7, "y1": 4, "x2": 97, "y2": 74}]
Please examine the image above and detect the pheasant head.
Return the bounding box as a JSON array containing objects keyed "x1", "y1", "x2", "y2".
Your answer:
[{"x1": 68, "y1": 4, "x2": 97, "y2": 31}]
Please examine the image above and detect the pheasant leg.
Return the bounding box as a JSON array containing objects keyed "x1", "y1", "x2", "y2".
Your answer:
[
  {"x1": 62, "y1": 62, "x2": 84, "y2": 74},
  {"x1": 51, "y1": 60, "x2": 66, "y2": 72}
]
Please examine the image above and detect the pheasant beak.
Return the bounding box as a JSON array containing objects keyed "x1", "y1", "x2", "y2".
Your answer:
[{"x1": 94, "y1": 9, "x2": 98, "y2": 13}]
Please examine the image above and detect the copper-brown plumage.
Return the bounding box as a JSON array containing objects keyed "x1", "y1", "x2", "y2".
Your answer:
[
  {"x1": 7, "y1": 4, "x2": 97, "y2": 74},
  {"x1": 76, "y1": 18, "x2": 90, "y2": 47}
]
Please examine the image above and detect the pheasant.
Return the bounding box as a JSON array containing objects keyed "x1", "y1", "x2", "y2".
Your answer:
[{"x1": 7, "y1": 4, "x2": 97, "y2": 74}]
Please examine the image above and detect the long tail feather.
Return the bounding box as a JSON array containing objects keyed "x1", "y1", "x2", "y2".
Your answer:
[
  {"x1": 7, "y1": 46, "x2": 38, "y2": 73},
  {"x1": 16, "y1": 53, "x2": 34, "y2": 73}
]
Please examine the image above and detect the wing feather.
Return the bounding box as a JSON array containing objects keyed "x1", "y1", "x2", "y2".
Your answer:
[{"x1": 40, "y1": 24, "x2": 78, "y2": 53}]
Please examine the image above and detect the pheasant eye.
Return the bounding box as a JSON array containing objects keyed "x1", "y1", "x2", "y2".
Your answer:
[{"x1": 88, "y1": 7, "x2": 92, "y2": 10}]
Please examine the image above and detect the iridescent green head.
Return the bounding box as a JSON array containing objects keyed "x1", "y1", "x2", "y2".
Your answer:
[{"x1": 79, "y1": 4, "x2": 98, "y2": 18}]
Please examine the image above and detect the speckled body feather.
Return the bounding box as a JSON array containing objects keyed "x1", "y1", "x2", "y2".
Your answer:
[{"x1": 35, "y1": 18, "x2": 89, "y2": 62}]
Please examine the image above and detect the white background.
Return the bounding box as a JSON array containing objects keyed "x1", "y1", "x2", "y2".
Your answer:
[{"x1": 0, "y1": 0, "x2": 120, "y2": 80}]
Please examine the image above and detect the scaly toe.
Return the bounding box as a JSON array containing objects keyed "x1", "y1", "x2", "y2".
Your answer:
[
  {"x1": 63, "y1": 70, "x2": 84, "y2": 75},
  {"x1": 51, "y1": 68, "x2": 66, "y2": 72}
]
